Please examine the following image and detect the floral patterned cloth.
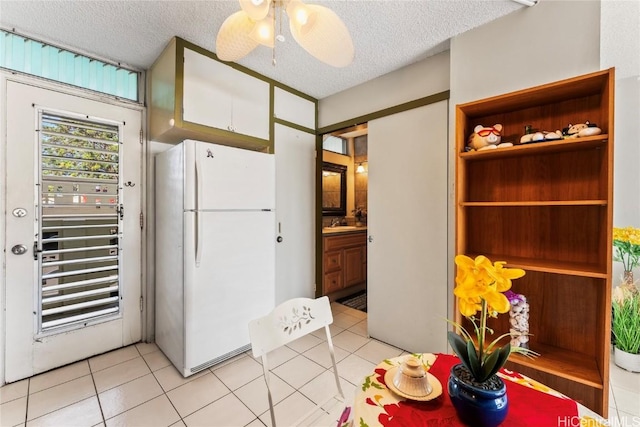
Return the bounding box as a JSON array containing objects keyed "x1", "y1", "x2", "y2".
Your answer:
[{"x1": 353, "y1": 353, "x2": 608, "y2": 427}]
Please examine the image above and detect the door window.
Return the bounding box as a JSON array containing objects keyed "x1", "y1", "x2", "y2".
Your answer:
[{"x1": 38, "y1": 111, "x2": 122, "y2": 333}]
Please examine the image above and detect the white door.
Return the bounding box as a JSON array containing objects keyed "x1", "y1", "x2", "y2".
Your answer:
[
  {"x1": 367, "y1": 100, "x2": 449, "y2": 354},
  {"x1": 274, "y1": 124, "x2": 316, "y2": 303},
  {"x1": 4, "y1": 80, "x2": 143, "y2": 382}
]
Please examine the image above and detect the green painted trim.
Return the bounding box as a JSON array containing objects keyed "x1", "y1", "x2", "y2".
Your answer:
[
  {"x1": 177, "y1": 37, "x2": 270, "y2": 84},
  {"x1": 273, "y1": 82, "x2": 317, "y2": 103},
  {"x1": 274, "y1": 118, "x2": 315, "y2": 135},
  {"x1": 174, "y1": 37, "x2": 185, "y2": 129},
  {"x1": 174, "y1": 36, "x2": 319, "y2": 155},
  {"x1": 269, "y1": 84, "x2": 276, "y2": 154},
  {"x1": 315, "y1": 132, "x2": 323, "y2": 298},
  {"x1": 181, "y1": 121, "x2": 271, "y2": 149},
  {"x1": 317, "y1": 90, "x2": 450, "y2": 135},
  {"x1": 176, "y1": 37, "x2": 318, "y2": 106}
]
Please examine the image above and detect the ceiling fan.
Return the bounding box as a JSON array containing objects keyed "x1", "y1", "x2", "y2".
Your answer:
[{"x1": 216, "y1": 0, "x2": 354, "y2": 67}]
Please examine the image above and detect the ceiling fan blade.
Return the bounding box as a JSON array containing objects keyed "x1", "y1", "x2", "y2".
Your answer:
[
  {"x1": 216, "y1": 11, "x2": 260, "y2": 62},
  {"x1": 288, "y1": 4, "x2": 354, "y2": 67}
]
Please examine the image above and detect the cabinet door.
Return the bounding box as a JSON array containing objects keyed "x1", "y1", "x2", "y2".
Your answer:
[
  {"x1": 182, "y1": 48, "x2": 270, "y2": 140},
  {"x1": 183, "y1": 48, "x2": 232, "y2": 131},
  {"x1": 324, "y1": 271, "x2": 343, "y2": 294},
  {"x1": 344, "y1": 246, "x2": 364, "y2": 287},
  {"x1": 274, "y1": 87, "x2": 315, "y2": 129},
  {"x1": 324, "y1": 250, "x2": 342, "y2": 273}
]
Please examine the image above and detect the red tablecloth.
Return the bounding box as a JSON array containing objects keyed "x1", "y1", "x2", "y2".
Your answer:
[{"x1": 355, "y1": 353, "x2": 580, "y2": 427}]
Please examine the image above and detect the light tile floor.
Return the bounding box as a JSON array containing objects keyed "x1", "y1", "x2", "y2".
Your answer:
[{"x1": 1, "y1": 302, "x2": 638, "y2": 426}]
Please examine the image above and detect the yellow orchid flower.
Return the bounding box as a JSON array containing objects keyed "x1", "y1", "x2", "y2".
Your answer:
[
  {"x1": 457, "y1": 295, "x2": 482, "y2": 317},
  {"x1": 482, "y1": 288, "x2": 511, "y2": 314},
  {"x1": 490, "y1": 261, "x2": 525, "y2": 292},
  {"x1": 449, "y1": 254, "x2": 535, "y2": 383}
]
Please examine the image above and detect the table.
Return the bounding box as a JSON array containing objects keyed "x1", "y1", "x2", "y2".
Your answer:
[{"x1": 351, "y1": 353, "x2": 609, "y2": 427}]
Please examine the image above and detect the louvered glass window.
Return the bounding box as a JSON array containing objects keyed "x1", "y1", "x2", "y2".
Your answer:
[
  {"x1": 38, "y1": 112, "x2": 122, "y2": 332},
  {"x1": 1, "y1": 29, "x2": 139, "y2": 102},
  {"x1": 322, "y1": 135, "x2": 347, "y2": 155}
]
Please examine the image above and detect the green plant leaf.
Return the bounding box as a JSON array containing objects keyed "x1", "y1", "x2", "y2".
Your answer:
[
  {"x1": 495, "y1": 344, "x2": 511, "y2": 369},
  {"x1": 444, "y1": 319, "x2": 473, "y2": 342},
  {"x1": 447, "y1": 331, "x2": 473, "y2": 372},
  {"x1": 466, "y1": 339, "x2": 481, "y2": 378},
  {"x1": 612, "y1": 294, "x2": 640, "y2": 354}
]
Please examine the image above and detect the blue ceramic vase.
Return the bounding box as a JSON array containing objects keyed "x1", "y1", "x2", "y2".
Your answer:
[{"x1": 448, "y1": 364, "x2": 508, "y2": 427}]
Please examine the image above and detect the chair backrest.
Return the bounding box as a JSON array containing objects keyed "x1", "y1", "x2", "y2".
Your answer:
[
  {"x1": 249, "y1": 296, "x2": 333, "y2": 358},
  {"x1": 249, "y1": 296, "x2": 346, "y2": 427}
]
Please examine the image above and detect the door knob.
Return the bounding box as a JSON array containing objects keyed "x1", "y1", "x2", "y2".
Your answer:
[
  {"x1": 11, "y1": 244, "x2": 28, "y2": 255},
  {"x1": 368, "y1": 236, "x2": 374, "y2": 243},
  {"x1": 277, "y1": 236, "x2": 283, "y2": 243}
]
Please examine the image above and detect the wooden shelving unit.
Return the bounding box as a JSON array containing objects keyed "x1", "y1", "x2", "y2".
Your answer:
[{"x1": 455, "y1": 68, "x2": 614, "y2": 417}]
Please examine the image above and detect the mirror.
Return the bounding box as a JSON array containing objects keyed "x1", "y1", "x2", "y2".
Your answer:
[{"x1": 322, "y1": 162, "x2": 347, "y2": 216}]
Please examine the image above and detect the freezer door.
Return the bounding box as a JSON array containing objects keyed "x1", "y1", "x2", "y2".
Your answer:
[
  {"x1": 183, "y1": 140, "x2": 275, "y2": 210},
  {"x1": 183, "y1": 211, "x2": 275, "y2": 372}
]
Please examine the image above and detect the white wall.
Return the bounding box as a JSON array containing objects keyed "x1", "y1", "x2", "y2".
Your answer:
[
  {"x1": 600, "y1": 0, "x2": 640, "y2": 282},
  {"x1": 145, "y1": 140, "x2": 174, "y2": 342},
  {"x1": 450, "y1": 0, "x2": 601, "y2": 105},
  {"x1": 318, "y1": 50, "x2": 450, "y2": 128}
]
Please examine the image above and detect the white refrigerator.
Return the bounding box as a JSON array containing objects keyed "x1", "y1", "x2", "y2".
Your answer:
[{"x1": 155, "y1": 140, "x2": 275, "y2": 377}]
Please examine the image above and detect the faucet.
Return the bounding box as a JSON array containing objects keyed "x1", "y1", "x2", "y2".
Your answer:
[{"x1": 330, "y1": 217, "x2": 342, "y2": 227}]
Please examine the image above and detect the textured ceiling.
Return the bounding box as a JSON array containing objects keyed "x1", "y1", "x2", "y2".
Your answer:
[{"x1": 0, "y1": 1, "x2": 526, "y2": 99}]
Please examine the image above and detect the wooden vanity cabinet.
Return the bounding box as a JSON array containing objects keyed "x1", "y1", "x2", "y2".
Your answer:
[
  {"x1": 323, "y1": 232, "x2": 367, "y2": 294},
  {"x1": 455, "y1": 68, "x2": 614, "y2": 417}
]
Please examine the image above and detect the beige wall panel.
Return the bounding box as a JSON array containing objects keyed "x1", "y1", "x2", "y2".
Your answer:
[{"x1": 318, "y1": 50, "x2": 450, "y2": 127}]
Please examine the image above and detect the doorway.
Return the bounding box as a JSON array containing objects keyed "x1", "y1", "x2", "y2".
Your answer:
[
  {"x1": 320, "y1": 124, "x2": 368, "y2": 306},
  {"x1": 3, "y1": 80, "x2": 143, "y2": 382}
]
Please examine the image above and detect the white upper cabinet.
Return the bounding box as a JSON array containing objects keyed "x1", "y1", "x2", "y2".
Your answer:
[
  {"x1": 149, "y1": 37, "x2": 316, "y2": 153},
  {"x1": 183, "y1": 48, "x2": 270, "y2": 141},
  {"x1": 274, "y1": 87, "x2": 315, "y2": 130}
]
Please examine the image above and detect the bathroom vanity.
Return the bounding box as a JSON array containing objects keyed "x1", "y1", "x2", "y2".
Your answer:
[{"x1": 323, "y1": 228, "x2": 367, "y2": 295}]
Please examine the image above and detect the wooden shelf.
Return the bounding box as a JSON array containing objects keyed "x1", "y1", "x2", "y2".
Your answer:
[
  {"x1": 459, "y1": 135, "x2": 608, "y2": 161},
  {"x1": 464, "y1": 253, "x2": 607, "y2": 278},
  {"x1": 460, "y1": 200, "x2": 607, "y2": 207},
  {"x1": 455, "y1": 68, "x2": 614, "y2": 417},
  {"x1": 457, "y1": 69, "x2": 612, "y2": 118},
  {"x1": 507, "y1": 343, "x2": 603, "y2": 389}
]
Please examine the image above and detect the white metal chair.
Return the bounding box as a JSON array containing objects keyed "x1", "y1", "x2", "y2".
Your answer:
[{"x1": 248, "y1": 296, "x2": 349, "y2": 427}]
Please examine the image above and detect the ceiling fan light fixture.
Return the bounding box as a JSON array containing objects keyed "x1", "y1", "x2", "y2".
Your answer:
[
  {"x1": 238, "y1": 0, "x2": 271, "y2": 20},
  {"x1": 286, "y1": 0, "x2": 317, "y2": 35},
  {"x1": 249, "y1": 15, "x2": 275, "y2": 48},
  {"x1": 217, "y1": 0, "x2": 353, "y2": 67},
  {"x1": 216, "y1": 11, "x2": 260, "y2": 61}
]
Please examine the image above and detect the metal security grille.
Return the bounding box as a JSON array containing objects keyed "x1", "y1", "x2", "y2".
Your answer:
[{"x1": 37, "y1": 112, "x2": 122, "y2": 332}]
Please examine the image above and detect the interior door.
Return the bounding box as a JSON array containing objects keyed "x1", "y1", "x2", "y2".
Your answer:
[
  {"x1": 274, "y1": 124, "x2": 316, "y2": 303},
  {"x1": 4, "y1": 80, "x2": 142, "y2": 382},
  {"x1": 367, "y1": 100, "x2": 449, "y2": 354}
]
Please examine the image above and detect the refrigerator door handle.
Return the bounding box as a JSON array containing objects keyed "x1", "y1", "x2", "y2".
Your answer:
[
  {"x1": 195, "y1": 153, "x2": 202, "y2": 211},
  {"x1": 195, "y1": 210, "x2": 202, "y2": 267},
  {"x1": 195, "y1": 155, "x2": 203, "y2": 267}
]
